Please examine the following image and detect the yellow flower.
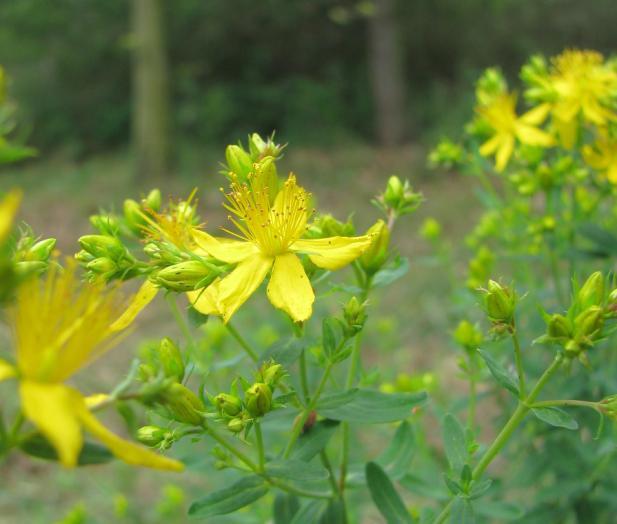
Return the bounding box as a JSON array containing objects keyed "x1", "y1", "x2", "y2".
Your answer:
[
  {"x1": 0, "y1": 189, "x2": 21, "y2": 245},
  {"x1": 0, "y1": 265, "x2": 181, "y2": 471},
  {"x1": 477, "y1": 92, "x2": 554, "y2": 172},
  {"x1": 188, "y1": 172, "x2": 371, "y2": 322},
  {"x1": 583, "y1": 129, "x2": 617, "y2": 184},
  {"x1": 549, "y1": 50, "x2": 617, "y2": 148}
]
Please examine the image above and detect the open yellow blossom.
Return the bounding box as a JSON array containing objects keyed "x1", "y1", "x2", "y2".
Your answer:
[
  {"x1": 583, "y1": 129, "x2": 617, "y2": 184},
  {"x1": 0, "y1": 265, "x2": 181, "y2": 471},
  {"x1": 0, "y1": 189, "x2": 21, "y2": 245},
  {"x1": 188, "y1": 172, "x2": 371, "y2": 322},
  {"x1": 548, "y1": 50, "x2": 617, "y2": 148},
  {"x1": 477, "y1": 92, "x2": 554, "y2": 172}
]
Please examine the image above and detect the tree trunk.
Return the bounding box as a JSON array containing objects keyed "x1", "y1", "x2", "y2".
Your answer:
[
  {"x1": 368, "y1": 0, "x2": 407, "y2": 146},
  {"x1": 132, "y1": 0, "x2": 169, "y2": 180}
]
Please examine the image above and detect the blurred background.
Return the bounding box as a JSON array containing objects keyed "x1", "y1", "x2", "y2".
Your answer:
[{"x1": 1, "y1": 0, "x2": 617, "y2": 522}]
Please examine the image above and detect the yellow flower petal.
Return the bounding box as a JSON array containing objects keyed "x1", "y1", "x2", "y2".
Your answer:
[
  {"x1": 186, "y1": 279, "x2": 222, "y2": 315},
  {"x1": 0, "y1": 189, "x2": 21, "y2": 244},
  {"x1": 519, "y1": 102, "x2": 551, "y2": 125},
  {"x1": 110, "y1": 280, "x2": 159, "y2": 332},
  {"x1": 267, "y1": 253, "x2": 314, "y2": 322},
  {"x1": 20, "y1": 381, "x2": 83, "y2": 467},
  {"x1": 192, "y1": 230, "x2": 258, "y2": 264},
  {"x1": 84, "y1": 393, "x2": 109, "y2": 409},
  {"x1": 495, "y1": 135, "x2": 514, "y2": 172},
  {"x1": 76, "y1": 397, "x2": 184, "y2": 472},
  {"x1": 291, "y1": 236, "x2": 372, "y2": 270},
  {"x1": 217, "y1": 255, "x2": 273, "y2": 322},
  {"x1": 607, "y1": 164, "x2": 617, "y2": 184},
  {"x1": 515, "y1": 124, "x2": 554, "y2": 147},
  {"x1": 554, "y1": 116, "x2": 577, "y2": 149},
  {"x1": 0, "y1": 358, "x2": 16, "y2": 382},
  {"x1": 479, "y1": 135, "x2": 501, "y2": 157}
]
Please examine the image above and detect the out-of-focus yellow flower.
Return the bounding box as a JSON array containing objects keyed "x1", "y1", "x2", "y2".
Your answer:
[
  {"x1": 0, "y1": 189, "x2": 21, "y2": 245},
  {"x1": 549, "y1": 50, "x2": 617, "y2": 148},
  {"x1": 0, "y1": 265, "x2": 180, "y2": 471},
  {"x1": 477, "y1": 92, "x2": 554, "y2": 172},
  {"x1": 189, "y1": 170, "x2": 371, "y2": 322},
  {"x1": 583, "y1": 129, "x2": 617, "y2": 184}
]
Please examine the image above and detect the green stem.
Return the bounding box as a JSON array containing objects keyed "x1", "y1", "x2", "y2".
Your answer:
[
  {"x1": 299, "y1": 349, "x2": 310, "y2": 403},
  {"x1": 467, "y1": 351, "x2": 477, "y2": 431},
  {"x1": 254, "y1": 421, "x2": 265, "y2": 471},
  {"x1": 320, "y1": 449, "x2": 340, "y2": 495},
  {"x1": 530, "y1": 399, "x2": 600, "y2": 410},
  {"x1": 166, "y1": 294, "x2": 195, "y2": 348},
  {"x1": 434, "y1": 354, "x2": 563, "y2": 524},
  {"x1": 510, "y1": 329, "x2": 526, "y2": 399},
  {"x1": 225, "y1": 321, "x2": 259, "y2": 363},
  {"x1": 283, "y1": 362, "x2": 332, "y2": 458}
]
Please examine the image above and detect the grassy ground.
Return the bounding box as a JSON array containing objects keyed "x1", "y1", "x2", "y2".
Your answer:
[{"x1": 0, "y1": 143, "x2": 480, "y2": 523}]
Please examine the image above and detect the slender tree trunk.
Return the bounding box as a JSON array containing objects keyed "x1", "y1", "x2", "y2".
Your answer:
[
  {"x1": 368, "y1": 0, "x2": 407, "y2": 146},
  {"x1": 132, "y1": 0, "x2": 169, "y2": 179}
]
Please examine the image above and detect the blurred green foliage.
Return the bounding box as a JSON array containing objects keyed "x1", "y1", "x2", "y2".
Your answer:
[{"x1": 1, "y1": 0, "x2": 617, "y2": 155}]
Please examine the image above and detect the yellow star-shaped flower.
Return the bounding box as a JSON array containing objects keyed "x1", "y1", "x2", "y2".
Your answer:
[{"x1": 583, "y1": 129, "x2": 617, "y2": 184}]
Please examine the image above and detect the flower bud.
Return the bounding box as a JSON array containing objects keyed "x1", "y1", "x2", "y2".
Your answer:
[
  {"x1": 227, "y1": 417, "x2": 245, "y2": 433},
  {"x1": 136, "y1": 425, "x2": 169, "y2": 447},
  {"x1": 574, "y1": 306, "x2": 604, "y2": 338},
  {"x1": 14, "y1": 261, "x2": 47, "y2": 278},
  {"x1": 214, "y1": 393, "x2": 243, "y2": 417},
  {"x1": 420, "y1": 218, "x2": 442, "y2": 241},
  {"x1": 226, "y1": 145, "x2": 252, "y2": 180},
  {"x1": 547, "y1": 314, "x2": 571, "y2": 339},
  {"x1": 28, "y1": 238, "x2": 56, "y2": 261},
  {"x1": 259, "y1": 362, "x2": 285, "y2": 386},
  {"x1": 343, "y1": 296, "x2": 367, "y2": 336},
  {"x1": 308, "y1": 214, "x2": 355, "y2": 238},
  {"x1": 144, "y1": 188, "x2": 162, "y2": 211},
  {"x1": 78, "y1": 234, "x2": 126, "y2": 260},
  {"x1": 90, "y1": 214, "x2": 120, "y2": 236},
  {"x1": 155, "y1": 260, "x2": 215, "y2": 291},
  {"x1": 163, "y1": 383, "x2": 205, "y2": 425},
  {"x1": 360, "y1": 220, "x2": 390, "y2": 274},
  {"x1": 75, "y1": 250, "x2": 95, "y2": 263},
  {"x1": 123, "y1": 199, "x2": 147, "y2": 235},
  {"x1": 578, "y1": 272, "x2": 604, "y2": 309},
  {"x1": 383, "y1": 176, "x2": 404, "y2": 207},
  {"x1": 484, "y1": 280, "x2": 516, "y2": 323},
  {"x1": 453, "y1": 320, "x2": 483, "y2": 350},
  {"x1": 159, "y1": 337, "x2": 185, "y2": 382},
  {"x1": 86, "y1": 257, "x2": 117, "y2": 275},
  {"x1": 245, "y1": 383, "x2": 272, "y2": 417},
  {"x1": 600, "y1": 395, "x2": 617, "y2": 421}
]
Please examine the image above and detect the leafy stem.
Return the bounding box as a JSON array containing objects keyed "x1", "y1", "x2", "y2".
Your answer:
[
  {"x1": 510, "y1": 327, "x2": 526, "y2": 399},
  {"x1": 225, "y1": 321, "x2": 259, "y2": 363}
]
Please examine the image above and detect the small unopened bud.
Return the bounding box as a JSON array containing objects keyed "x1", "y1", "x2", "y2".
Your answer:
[
  {"x1": 90, "y1": 214, "x2": 120, "y2": 236},
  {"x1": 484, "y1": 280, "x2": 516, "y2": 323},
  {"x1": 227, "y1": 417, "x2": 245, "y2": 433},
  {"x1": 123, "y1": 198, "x2": 147, "y2": 235},
  {"x1": 159, "y1": 337, "x2": 185, "y2": 382},
  {"x1": 360, "y1": 220, "x2": 390, "y2": 274},
  {"x1": 343, "y1": 296, "x2": 367, "y2": 336},
  {"x1": 28, "y1": 238, "x2": 56, "y2": 261},
  {"x1": 453, "y1": 320, "x2": 483, "y2": 350},
  {"x1": 226, "y1": 145, "x2": 252, "y2": 180},
  {"x1": 384, "y1": 176, "x2": 404, "y2": 207},
  {"x1": 86, "y1": 257, "x2": 117, "y2": 274},
  {"x1": 155, "y1": 260, "x2": 214, "y2": 291},
  {"x1": 259, "y1": 362, "x2": 285, "y2": 386},
  {"x1": 78, "y1": 234, "x2": 126, "y2": 259},
  {"x1": 547, "y1": 314, "x2": 571, "y2": 339},
  {"x1": 136, "y1": 425, "x2": 169, "y2": 447},
  {"x1": 214, "y1": 393, "x2": 243, "y2": 417},
  {"x1": 14, "y1": 261, "x2": 47, "y2": 278},
  {"x1": 574, "y1": 306, "x2": 604, "y2": 338},
  {"x1": 163, "y1": 383, "x2": 205, "y2": 425},
  {"x1": 578, "y1": 272, "x2": 604, "y2": 309},
  {"x1": 420, "y1": 218, "x2": 442, "y2": 240},
  {"x1": 309, "y1": 214, "x2": 355, "y2": 238},
  {"x1": 75, "y1": 250, "x2": 95, "y2": 263},
  {"x1": 144, "y1": 188, "x2": 162, "y2": 211},
  {"x1": 245, "y1": 383, "x2": 272, "y2": 417},
  {"x1": 600, "y1": 395, "x2": 617, "y2": 421}
]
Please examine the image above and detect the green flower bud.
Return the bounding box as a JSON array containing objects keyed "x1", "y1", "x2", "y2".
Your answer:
[
  {"x1": 75, "y1": 250, "x2": 95, "y2": 263},
  {"x1": 564, "y1": 339, "x2": 581, "y2": 356},
  {"x1": 86, "y1": 257, "x2": 117, "y2": 275},
  {"x1": 14, "y1": 260, "x2": 47, "y2": 278},
  {"x1": 547, "y1": 314, "x2": 571, "y2": 339},
  {"x1": 308, "y1": 214, "x2": 355, "y2": 238},
  {"x1": 475, "y1": 67, "x2": 507, "y2": 106},
  {"x1": 136, "y1": 425, "x2": 169, "y2": 447},
  {"x1": 245, "y1": 383, "x2": 272, "y2": 417},
  {"x1": 574, "y1": 306, "x2": 604, "y2": 338},
  {"x1": 138, "y1": 363, "x2": 157, "y2": 381},
  {"x1": 383, "y1": 176, "x2": 404, "y2": 207},
  {"x1": 227, "y1": 417, "x2": 245, "y2": 433},
  {"x1": 144, "y1": 188, "x2": 162, "y2": 211},
  {"x1": 155, "y1": 260, "x2": 215, "y2": 291},
  {"x1": 123, "y1": 199, "x2": 147, "y2": 235},
  {"x1": 90, "y1": 214, "x2": 120, "y2": 236},
  {"x1": 259, "y1": 362, "x2": 285, "y2": 386},
  {"x1": 248, "y1": 133, "x2": 283, "y2": 160},
  {"x1": 484, "y1": 280, "x2": 516, "y2": 323},
  {"x1": 420, "y1": 218, "x2": 442, "y2": 240},
  {"x1": 78, "y1": 235, "x2": 126, "y2": 260},
  {"x1": 226, "y1": 145, "x2": 252, "y2": 180},
  {"x1": 578, "y1": 272, "x2": 604, "y2": 309},
  {"x1": 28, "y1": 238, "x2": 56, "y2": 261},
  {"x1": 159, "y1": 337, "x2": 185, "y2": 382},
  {"x1": 453, "y1": 320, "x2": 483, "y2": 350},
  {"x1": 343, "y1": 296, "x2": 367, "y2": 336},
  {"x1": 360, "y1": 220, "x2": 390, "y2": 274},
  {"x1": 214, "y1": 393, "x2": 243, "y2": 417},
  {"x1": 600, "y1": 395, "x2": 617, "y2": 421},
  {"x1": 163, "y1": 383, "x2": 205, "y2": 425}
]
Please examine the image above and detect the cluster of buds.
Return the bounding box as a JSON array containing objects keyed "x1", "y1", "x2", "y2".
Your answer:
[
  {"x1": 306, "y1": 213, "x2": 355, "y2": 239},
  {"x1": 12, "y1": 229, "x2": 56, "y2": 279},
  {"x1": 427, "y1": 138, "x2": 465, "y2": 170},
  {"x1": 474, "y1": 67, "x2": 507, "y2": 106},
  {"x1": 123, "y1": 189, "x2": 162, "y2": 237},
  {"x1": 343, "y1": 296, "x2": 367, "y2": 337},
  {"x1": 372, "y1": 175, "x2": 423, "y2": 222},
  {"x1": 537, "y1": 272, "x2": 617, "y2": 362},
  {"x1": 212, "y1": 361, "x2": 286, "y2": 435},
  {"x1": 599, "y1": 395, "x2": 617, "y2": 422},
  {"x1": 137, "y1": 338, "x2": 206, "y2": 427},
  {"x1": 225, "y1": 133, "x2": 285, "y2": 184},
  {"x1": 75, "y1": 233, "x2": 138, "y2": 282},
  {"x1": 380, "y1": 372, "x2": 437, "y2": 395},
  {"x1": 480, "y1": 280, "x2": 517, "y2": 335}
]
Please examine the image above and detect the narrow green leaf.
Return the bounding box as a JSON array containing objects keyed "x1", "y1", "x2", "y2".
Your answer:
[
  {"x1": 317, "y1": 389, "x2": 427, "y2": 423},
  {"x1": 400, "y1": 473, "x2": 449, "y2": 501},
  {"x1": 365, "y1": 461, "x2": 413, "y2": 524},
  {"x1": 376, "y1": 421, "x2": 415, "y2": 479},
  {"x1": 273, "y1": 493, "x2": 300, "y2": 524},
  {"x1": 372, "y1": 256, "x2": 409, "y2": 287},
  {"x1": 532, "y1": 407, "x2": 579, "y2": 430},
  {"x1": 290, "y1": 500, "x2": 328, "y2": 524},
  {"x1": 265, "y1": 459, "x2": 329, "y2": 482},
  {"x1": 292, "y1": 419, "x2": 340, "y2": 462},
  {"x1": 443, "y1": 474, "x2": 463, "y2": 495},
  {"x1": 260, "y1": 338, "x2": 305, "y2": 366},
  {"x1": 442, "y1": 414, "x2": 467, "y2": 472},
  {"x1": 322, "y1": 317, "x2": 339, "y2": 359},
  {"x1": 475, "y1": 501, "x2": 524, "y2": 520},
  {"x1": 469, "y1": 478, "x2": 492, "y2": 499},
  {"x1": 20, "y1": 434, "x2": 113, "y2": 465},
  {"x1": 319, "y1": 498, "x2": 347, "y2": 524},
  {"x1": 477, "y1": 349, "x2": 519, "y2": 396},
  {"x1": 450, "y1": 497, "x2": 475, "y2": 524},
  {"x1": 188, "y1": 476, "x2": 268, "y2": 518}
]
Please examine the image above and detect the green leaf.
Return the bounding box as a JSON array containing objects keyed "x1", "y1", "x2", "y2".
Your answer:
[
  {"x1": 450, "y1": 497, "x2": 475, "y2": 524},
  {"x1": 376, "y1": 421, "x2": 415, "y2": 479},
  {"x1": 265, "y1": 459, "x2": 329, "y2": 482},
  {"x1": 400, "y1": 473, "x2": 449, "y2": 501},
  {"x1": 188, "y1": 475, "x2": 268, "y2": 518},
  {"x1": 443, "y1": 474, "x2": 463, "y2": 495},
  {"x1": 292, "y1": 419, "x2": 340, "y2": 462},
  {"x1": 365, "y1": 461, "x2": 413, "y2": 524},
  {"x1": 317, "y1": 389, "x2": 427, "y2": 423},
  {"x1": 187, "y1": 306, "x2": 209, "y2": 327},
  {"x1": 291, "y1": 500, "x2": 328, "y2": 524},
  {"x1": 20, "y1": 434, "x2": 113, "y2": 465},
  {"x1": 274, "y1": 493, "x2": 300, "y2": 524},
  {"x1": 532, "y1": 407, "x2": 579, "y2": 430},
  {"x1": 261, "y1": 338, "x2": 305, "y2": 366},
  {"x1": 442, "y1": 414, "x2": 467, "y2": 472},
  {"x1": 372, "y1": 256, "x2": 409, "y2": 288},
  {"x1": 319, "y1": 499, "x2": 347, "y2": 524},
  {"x1": 475, "y1": 501, "x2": 524, "y2": 520},
  {"x1": 322, "y1": 317, "x2": 340, "y2": 359},
  {"x1": 477, "y1": 349, "x2": 519, "y2": 396},
  {"x1": 469, "y1": 478, "x2": 492, "y2": 499}
]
